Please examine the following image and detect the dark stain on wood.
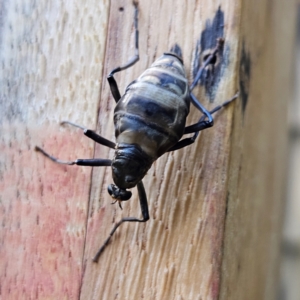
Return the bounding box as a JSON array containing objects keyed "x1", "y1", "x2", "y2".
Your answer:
[
  {"x1": 192, "y1": 7, "x2": 226, "y2": 102},
  {"x1": 239, "y1": 41, "x2": 251, "y2": 114}
]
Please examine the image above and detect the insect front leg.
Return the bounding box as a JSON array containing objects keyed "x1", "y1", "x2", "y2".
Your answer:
[
  {"x1": 60, "y1": 120, "x2": 116, "y2": 149},
  {"x1": 107, "y1": 2, "x2": 140, "y2": 102},
  {"x1": 93, "y1": 180, "x2": 149, "y2": 263},
  {"x1": 35, "y1": 120, "x2": 115, "y2": 166},
  {"x1": 35, "y1": 146, "x2": 112, "y2": 167}
]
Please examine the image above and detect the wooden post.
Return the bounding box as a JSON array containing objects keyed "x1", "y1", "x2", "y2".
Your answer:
[
  {"x1": 0, "y1": 0, "x2": 297, "y2": 299},
  {"x1": 280, "y1": 5, "x2": 300, "y2": 300},
  {"x1": 0, "y1": 0, "x2": 110, "y2": 298}
]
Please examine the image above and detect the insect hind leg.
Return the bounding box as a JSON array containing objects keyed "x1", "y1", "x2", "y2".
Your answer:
[
  {"x1": 184, "y1": 92, "x2": 239, "y2": 134},
  {"x1": 189, "y1": 38, "x2": 224, "y2": 92},
  {"x1": 107, "y1": 2, "x2": 140, "y2": 102},
  {"x1": 183, "y1": 38, "x2": 225, "y2": 128},
  {"x1": 168, "y1": 38, "x2": 238, "y2": 151},
  {"x1": 168, "y1": 92, "x2": 239, "y2": 152}
]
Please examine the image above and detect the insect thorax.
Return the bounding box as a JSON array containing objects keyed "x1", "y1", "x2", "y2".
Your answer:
[
  {"x1": 114, "y1": 53, "x2": 190, "y2": 159},
  {"x1": 111, "y1": 143, "x2": 154, "y2": 190}
]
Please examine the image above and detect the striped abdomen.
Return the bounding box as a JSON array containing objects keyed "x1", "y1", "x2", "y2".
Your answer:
[{"x1": 114, "y1": 53, "x2": 190, "y2": 159}]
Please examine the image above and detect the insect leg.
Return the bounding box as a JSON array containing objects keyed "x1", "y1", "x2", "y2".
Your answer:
[
  {"x1": 188, "y1": 92, "x2": 214, "y2": 129},
  {"x1": 189, "y1": 38, "x2": 224, "y2": 91},
  {"x1": 188, "y1": 38, "x2": 224, "y2": 125},
  {"x1": 35, "y1": 146, "x2": 111, "y2": 166},
  {"x1": 93, "y1": 180, "x2": 149, "y2": 262},
  {"x1": 107, "y1": 2, "x2": 139, "y2": 102},
  {"x1": 61, "y1": 120, "x2": 116, "y2": 149},
  {"x1": 168, "y1": 92, "x2": 238, "y2": 152},
  {"x1": 185, "y1": 92, "x2": 239, "y2": 134}
]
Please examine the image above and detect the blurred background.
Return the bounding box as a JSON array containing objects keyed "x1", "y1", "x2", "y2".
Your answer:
[{"x1": 280, "y1": 5, "x2": 300, "y2": 300}]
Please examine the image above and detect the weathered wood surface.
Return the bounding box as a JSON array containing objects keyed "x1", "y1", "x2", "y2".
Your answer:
[
  {"x1": 219, "y1": 1, "x2": 297, "y2": 299},
  {"x1": 0, "y1": 0, "x2": 110, "y2": 299},
  {"x1": 0, "y1": 0, "x2": 297, "y2": 299},
  {"x1": 281, "y1": 6, "x2": 300, "y2": 300}
]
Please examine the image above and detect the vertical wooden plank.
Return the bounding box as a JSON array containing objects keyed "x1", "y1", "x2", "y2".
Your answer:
[
  {"x1": 281, "y1": 5, "x2": 300, "y2": 300},
  {"x1": 81, "y1": 0, "x2": 241, "y2": 299},
  {"x1": 1, "y1": 0, "x2": 295, "y2": 299},
  {"x1": 0, "y1": 0, "x2": 109, "y2": 298},
  {"x1": 220, "y1": 0, "x2": 297, "y2": 300}
]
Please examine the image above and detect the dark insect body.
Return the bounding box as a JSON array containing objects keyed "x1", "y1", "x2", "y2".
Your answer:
[
  {"x1": 35, "y1": 3, "x2": 238, "y2": 262},
  {"x1": 112, "y1": 52, "x2": 190, "y2": 190}
]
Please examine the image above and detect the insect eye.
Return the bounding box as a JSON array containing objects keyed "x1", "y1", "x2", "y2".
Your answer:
[
  {"x1": 107, "y1": 184, "x2": 132, "y2": 201},
  {"x1": 120, "y1": 189, "x2": 132, "y2": 200}
]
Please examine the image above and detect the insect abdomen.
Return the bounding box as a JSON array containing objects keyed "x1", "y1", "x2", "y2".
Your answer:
[{"x1": 114, "y1": 53, "x2": 190, "y2": 159}]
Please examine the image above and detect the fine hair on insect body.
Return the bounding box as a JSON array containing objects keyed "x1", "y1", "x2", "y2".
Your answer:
[{"x1": 35, "y1": 2, "x2": 238, "y2": 263}]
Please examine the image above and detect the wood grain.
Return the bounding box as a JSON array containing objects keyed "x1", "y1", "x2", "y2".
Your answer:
[
  {"x1": 220, "y1": 0, "x2": 298, "y2": 299},
  {"x1": 81, "y1": 0, "x2": 240, "y2": 299},
  {"x1": 0, "y1": 0, "x2": 297, "y2": 299},
  {"x1": 0, "y1": 0, "x2": 109, "y2": 299}
]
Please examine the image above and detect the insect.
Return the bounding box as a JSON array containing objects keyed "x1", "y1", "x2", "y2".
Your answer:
[{"x1": 35, "y1": 2, "x2": 238, "y2": 262}]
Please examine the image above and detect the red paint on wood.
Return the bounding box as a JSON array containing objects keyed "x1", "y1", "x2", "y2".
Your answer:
[{"x1": 0, "y1": 124, "x2": 94, "y2": 299}]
